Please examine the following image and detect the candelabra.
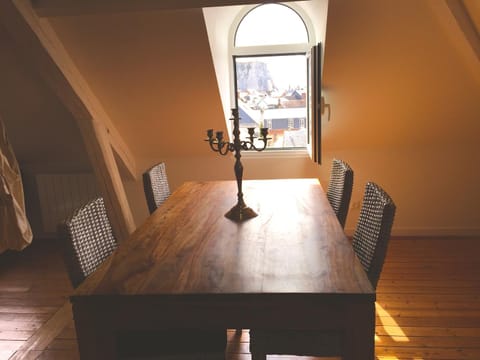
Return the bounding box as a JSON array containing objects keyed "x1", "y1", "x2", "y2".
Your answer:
[{"x1": 206, "y1": 108, "x2": 270, "y2": 222}]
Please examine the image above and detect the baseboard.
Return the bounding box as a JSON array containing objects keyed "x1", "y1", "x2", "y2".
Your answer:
[{"x1": 344, "y1": 227, "x2": 480, "y2": 237}]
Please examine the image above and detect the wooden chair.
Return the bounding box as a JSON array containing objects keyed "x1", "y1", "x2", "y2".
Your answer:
[
  {"x1": 60, "y1": 198, "x2": 227, "y2": 359},
  {"x1": 143, "y1": 162, "x2": 171, "y2": 214},
  {"x1": 352, "y1": 181, "x2": 396, "y2": 288},
  {"x1": 59, "y1": 197, "x2": 117, "y2": 289},
  {"x1": 326, "y1": 158, "x2": 354, "y2": 228},
  {"x1": 249, "y1": 182, "x2": 396, "y2": 360}
]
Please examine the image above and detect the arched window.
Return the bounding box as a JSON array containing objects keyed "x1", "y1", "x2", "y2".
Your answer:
[
  {"x1": 231, "y1": 3, "x2": 315, "y2": 150},
  {"x1": 235, "y1": 4, "x2": 308, "y2": 47}
]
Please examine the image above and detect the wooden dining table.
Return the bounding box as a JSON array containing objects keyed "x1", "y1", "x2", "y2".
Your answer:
[{"x1": 71, "y1": 178, "x2": 375, "y2": 359}]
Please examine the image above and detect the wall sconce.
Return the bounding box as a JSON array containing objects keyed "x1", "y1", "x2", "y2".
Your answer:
[{"x1": 320, "y1": 96, "x2": 331, "y2": 122}]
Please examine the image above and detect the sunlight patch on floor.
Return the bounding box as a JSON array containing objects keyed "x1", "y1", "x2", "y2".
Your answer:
[
  {"x1": 377, "y1": 357, "x2": 425, "y2": 360},
  {"x1": 375, "y1": 302, "x2": 409, "y2": 342}
]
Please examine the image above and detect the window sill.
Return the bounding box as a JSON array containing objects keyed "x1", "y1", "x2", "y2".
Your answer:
[{"x1": 240, "y1": 148, "x2": 309, "y2": 159}]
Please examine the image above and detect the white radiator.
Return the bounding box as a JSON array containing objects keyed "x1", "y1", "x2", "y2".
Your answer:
[{"x1": 35, "y1": 173, "x2": 99, "y2": 235}]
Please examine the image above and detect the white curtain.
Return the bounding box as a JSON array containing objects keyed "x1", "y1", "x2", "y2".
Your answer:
[{"x1": 0, "y1": 115, "x2": 32, "y2": 253}]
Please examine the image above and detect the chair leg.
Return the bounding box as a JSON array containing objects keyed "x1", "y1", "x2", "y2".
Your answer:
[{"x1": 251, "y1": 352, "x2": 267, "y2": 360}]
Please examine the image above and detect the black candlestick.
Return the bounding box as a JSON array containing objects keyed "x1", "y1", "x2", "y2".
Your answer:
[{"x1": 206, "y1": 108, "x2": 270, "y2": 222}]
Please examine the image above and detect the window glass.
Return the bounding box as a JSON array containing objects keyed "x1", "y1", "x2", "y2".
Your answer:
[
  {"x1": 235, "y1": 4, "x2": 308, "y2": 47},
  {"x1": 235, "y1": 54, "x2": 307, "y2": 148},
  {"x1": 233, "y1": 4, "x2": 310, "y2": 150}
]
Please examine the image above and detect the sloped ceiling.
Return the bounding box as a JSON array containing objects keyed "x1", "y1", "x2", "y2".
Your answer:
[
  {"x1": 322, "y1": 0, "x2": 480, "y2": 150},
  {"x1": 464, "y1": 0, "x2": 480, "y2": 34},
  {"x1": 32, "y1": 0, "x2": 297, "y2": 16},
  {"x1": 43, "y1": 0, "x2": 480, "y2": 159},
  {"x1": 1, "y1": 0, "x2": 479, "y2": 234},
  {"x1": 3, "y1": 0, "x2": 478, "y2": 167},
  {"x1": 0, "y1": 23, "x2": 90, "y2": 172},
  {"x1": 321, "y1": 0, "x2": 480, "y2": 233},
  {"x1": 47, "y1": 8, "x2": 226, "y2": 160}
]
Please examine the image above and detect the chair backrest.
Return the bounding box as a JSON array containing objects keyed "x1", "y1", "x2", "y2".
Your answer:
[
  {"x1": 326, "y1": 158, "x2": 354, "y2": 228},
  {"x1": 143, "y1": 162, "x2": 171, "y2": 214},
  {"x1": 352, "y1": 182, "x2": 396, "y2": 289},
  {"x1": 59, "y1": 197, "x2": 117, "y2": 288}
]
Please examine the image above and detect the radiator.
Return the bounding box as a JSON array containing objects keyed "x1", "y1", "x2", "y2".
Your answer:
[{"x1": 35, "y1": 173, "x2": 99, "y2": 236}]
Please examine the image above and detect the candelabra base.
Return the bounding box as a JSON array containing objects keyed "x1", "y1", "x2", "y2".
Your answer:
[{"x1": 225, "y1": 203, "x2": 258, "y2": 222}]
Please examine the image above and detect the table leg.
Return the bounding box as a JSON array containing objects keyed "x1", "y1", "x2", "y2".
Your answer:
[
  {"x1": 251, "y1": 353, "x2": 267, "y2": 360},
  {"x1": 343, "y1": 301, "x2": 375, "y2": 360},
  {"x1": 73, "y1": 303, "x2": 117, "y2": 359},
  {"x1": 77, "y1": 331, "x2": 116, "y2": 359}
]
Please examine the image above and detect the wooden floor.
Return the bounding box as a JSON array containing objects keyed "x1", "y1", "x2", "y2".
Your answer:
[{"x1": 1, "y1": 237, "x2": 479, "y2": 359}]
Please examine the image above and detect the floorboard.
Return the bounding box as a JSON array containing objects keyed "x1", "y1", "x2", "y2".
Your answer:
[{"x1": 1, "y1": 237, "x2": 479, "y2": 359}]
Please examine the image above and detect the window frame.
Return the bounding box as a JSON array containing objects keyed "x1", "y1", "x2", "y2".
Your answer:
[{"x1": 228, "y1": 3, "x2": 317, "y2": 153}]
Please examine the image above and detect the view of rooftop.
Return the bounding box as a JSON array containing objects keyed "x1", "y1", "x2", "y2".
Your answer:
[{"x1": 235, "y1": 55, "x2": 307, "y2": 148}]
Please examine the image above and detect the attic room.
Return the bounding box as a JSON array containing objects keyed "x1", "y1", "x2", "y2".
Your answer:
[{"x1": 0, "y1": 0, "x2": 479, "y2": 359}]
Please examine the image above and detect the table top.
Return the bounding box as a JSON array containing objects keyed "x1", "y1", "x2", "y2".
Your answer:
[{"x1": 73, "y1": 179, "x2": 374, "y2": 299}]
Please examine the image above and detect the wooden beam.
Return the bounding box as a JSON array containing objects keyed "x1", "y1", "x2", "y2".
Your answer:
[
  {"x1": 446, "y1": 0, "x2": 480, "y2": 60},
  {"x1": 32, "y1": 0, "x2": 299, "y2": 17},
  {"x1": 78, "y1": 115, "x2": 136, "y2": 241},
  {"x1": 0, "y1": 0, "x2": 136, "y2": 240},
  {"x1": 0, "y1": 0, "x2": 137, "y2": 181},
  {"x1": 463, "y1": 0, "x2": 480, "y2": 35}
]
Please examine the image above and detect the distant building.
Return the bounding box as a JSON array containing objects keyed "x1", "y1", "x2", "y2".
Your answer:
[{"x1": 238, "y1": 104, "x2": 306, "y2": 130}]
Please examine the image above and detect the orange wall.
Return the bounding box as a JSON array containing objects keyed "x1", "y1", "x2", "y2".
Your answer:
[
  {"x1": 48, "y1": 9, "x2": 229, "y2": 224},
  {"x1": 0, "y1": 25, "x2": 90, "y2": 173},
  {"x1": 48, "y1": 8, "x2": 321, "y2": 226},
  {"x1": 321, "y1": 0, "x2": 480, "y2": 234},
  {"x1": 48, "y1": 9, "x2": 227, "y2": 160},
  {"x1": 50, "y1": 1, "x2": 480, "y2": 234},
  {"x1": 3, "y1": 1, "x2": 477, "y2": 236},
  {"x1": 0, "y1": 24, "x2": 91, "y2": 237}
]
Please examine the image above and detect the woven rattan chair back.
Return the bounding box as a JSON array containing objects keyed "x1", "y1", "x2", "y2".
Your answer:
[
  {"x1": 326, "y1": 158, "x2": 354, "y2": 228},
  {"x1": 352, "y1": 182, "x2": 396, "y2": 289},
  {"x1": 60, "y1": 197, "x2": 117, "y2": 288},
  {"x1": 249, "y1": 182, "x2": 396, "y2": 360},
  {"x1": 60, "y1": 198, "x2": 227, "y2": 358},
  {"x1": 143, "y1": 162, "x2": 171, "y2": 214}
]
